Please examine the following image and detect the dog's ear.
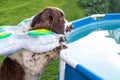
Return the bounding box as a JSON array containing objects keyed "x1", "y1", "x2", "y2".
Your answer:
[
  {"x1": 31, "y1": 8, "x2": 54, "y2": 30},
  {"x1": 50, "y1": 9, "x2": 65, "y2": 34},
  {"x1": 52, "y1": 9, "x2": 64, "y2": 23},
  {"x1": 42, "y1": 8, "x2": 54, "y2": 26},
  {"x1": 42, "y1": 7, "x2": 65, "y2": 28},
  {"x1": 31, "y1": 12, "x2": 43, "y2": 29},
  {"x1": 30, "y1": 7, "x2": 66, "y2": 34}
]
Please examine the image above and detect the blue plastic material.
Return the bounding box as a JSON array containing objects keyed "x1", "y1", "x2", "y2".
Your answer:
[
  {"x1": 60, "y1": 13, "x2": 120, "y2": 80},
  {"x1": 72, "y1": 17, "x2": 95, "y2": 29},
  {"x1": 75, "y1": 64, "x2": 102, "y2": 80},
  {"x1": 65, "y1": 64, "x2": 89, "y2": 80},
  {"x1": 68, "y1": 13, "x2": 120, "y2": 43},
  {"x1": 65, "y1": 64, "x2": 102, "y2": 80},
  {"x1": 72, "y1": 13, "x2": 120, "y2": 29}
]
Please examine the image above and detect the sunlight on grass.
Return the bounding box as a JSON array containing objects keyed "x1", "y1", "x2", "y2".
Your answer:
[
  {"x1": 0, "y1": 56, "x2": 4, "y2": 64},
  {"x1": 40, "y1": 59, "x2": 59, "y2": 80}
]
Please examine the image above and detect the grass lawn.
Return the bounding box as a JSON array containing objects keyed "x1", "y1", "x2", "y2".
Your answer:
[{"x1": 0, "y1": 0, "x2": 84, "y2": 80}]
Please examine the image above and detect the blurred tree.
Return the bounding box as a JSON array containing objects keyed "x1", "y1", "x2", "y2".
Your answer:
[
  {"x1": 108, "y1": 0, "x2": 120, "y2": 13},
  {"x1": 77, "y1": 0, "x2": 120, "y2": 16}
]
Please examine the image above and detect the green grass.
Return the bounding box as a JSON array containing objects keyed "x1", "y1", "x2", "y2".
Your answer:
[
  {"x1": 0, "y1": 0, "x2": 84, "y2": 80},
  {"x1": 40, "y1": 58, "x2": 59, "y2": 80}
]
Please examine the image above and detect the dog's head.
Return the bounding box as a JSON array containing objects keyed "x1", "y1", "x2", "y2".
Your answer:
[{"x1": 31, "y1": 7, "x2": 72, "y2": 34}]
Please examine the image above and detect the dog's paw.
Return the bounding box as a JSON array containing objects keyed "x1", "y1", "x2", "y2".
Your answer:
[
  {"x1": 59, "y1": 36, "x2": 67, "y2": 42},
  {"x1": 60, "y1": 43, "x2": 68, "y2": 49},
  {"x1": 65, "y1": 23, "x2": 73, "y2": 33},
  {"x1": 53, "y1": 43, "x2": 68, "y2": 52}
]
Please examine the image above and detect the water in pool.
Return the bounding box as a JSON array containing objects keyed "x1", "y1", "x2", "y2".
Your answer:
[
  {"x1": 65, "y1": 28, "x2": 120, "y2": 80},
  {"x1": 67, "y1": 26, "x2": 120, "y2": 56}
]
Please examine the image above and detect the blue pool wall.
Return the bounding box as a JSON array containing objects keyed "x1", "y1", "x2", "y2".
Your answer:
[{"x1": 67, "y1": 13, "x2": 120, "y2": 43}]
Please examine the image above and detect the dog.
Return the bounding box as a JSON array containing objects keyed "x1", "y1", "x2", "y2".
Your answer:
[{"x1": 0, "y1": 7, "x2": 73, "y2": 80}]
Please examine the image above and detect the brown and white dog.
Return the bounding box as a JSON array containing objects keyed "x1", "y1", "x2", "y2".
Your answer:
[{"x1": 0, "y1": 7, "x2": 72, "y2": 80}]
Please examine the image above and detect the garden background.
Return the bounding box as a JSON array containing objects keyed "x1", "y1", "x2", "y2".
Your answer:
[{"x1": 0, "y1": 0, "x2": 119, "y2": 80}]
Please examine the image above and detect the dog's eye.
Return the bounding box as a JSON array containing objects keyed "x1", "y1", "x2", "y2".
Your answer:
[
  {"x1": 60, "y1": 12, "x2": 64, "y2": 17},
  {"x1": 58, "y1": 19, "x2": 60, "y2": 22},
  {"x1": 58, "y1": 17, "x2": 63, "y2": 22},
  {"x1": 49, "y1": 15, "x2": 53, "y2": 21}
]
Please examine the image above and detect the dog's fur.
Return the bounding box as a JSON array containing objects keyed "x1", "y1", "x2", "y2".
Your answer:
[
  {"x1": 30, "y1": 7, "x2": 65, "y2": 34},
  {"x1": 0, "y1": 7, "x2": 72, "y2": 80},
  {"x1": 0, "y1": 44, "x2": 67, "y2": 80}
]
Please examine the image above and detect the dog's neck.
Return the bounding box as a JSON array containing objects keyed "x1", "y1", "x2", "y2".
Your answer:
[{"x1": 8, "y1": 50, "x2": 41, "y2": 80}]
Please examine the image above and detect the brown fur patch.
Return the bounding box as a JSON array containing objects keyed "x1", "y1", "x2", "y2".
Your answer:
[
  {"x1": 0, "y1": 57, "x2": 25, "y2": 80},
  {"x1": 0, "y1": 7, "x2": 70, "y2": 80},
  {"x1": 31, "y1": 7, "x2": 66, "y2": 34}
]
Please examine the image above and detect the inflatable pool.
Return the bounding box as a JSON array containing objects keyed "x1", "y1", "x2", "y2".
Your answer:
[{"x1": 59, "y1": 13, "x2": 120, "y2": 80}]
